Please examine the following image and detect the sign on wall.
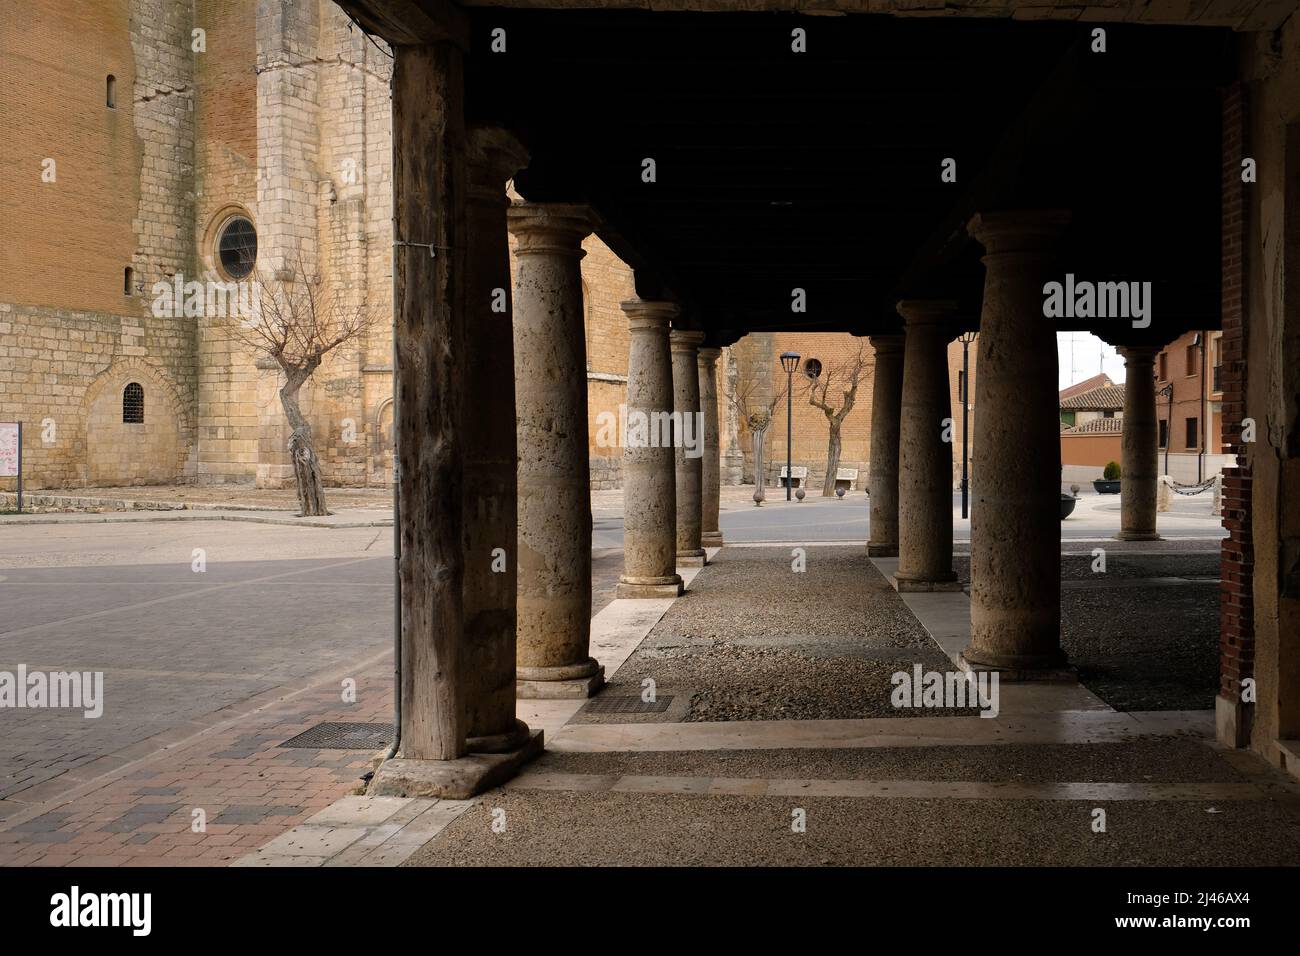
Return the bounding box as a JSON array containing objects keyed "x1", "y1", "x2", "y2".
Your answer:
[{"x1": 0, "y1": 422, "x2": 19, "y2": 478}]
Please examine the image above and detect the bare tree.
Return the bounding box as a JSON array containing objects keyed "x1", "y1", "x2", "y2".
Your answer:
[
  {"x1": 729, "y1": 361, "x2": 789, "y2": 506},
  {"x1": 221, "y1": 259, "x2": 378, "y2": 516},
  {"x1": 805, "y1": 344, "x2": 871, "y2": 497}
]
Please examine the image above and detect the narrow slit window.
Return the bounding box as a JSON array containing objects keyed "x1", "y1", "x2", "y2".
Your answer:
[
  {"x1": 123, "y1": 383, "x2": 144, "y2": 424},
  {"x1": 124, "y1": 266, "x2": 134, "y2": 296},
  {"x1": 106, "y1": 75, "x2": 116, "y2": 109}
]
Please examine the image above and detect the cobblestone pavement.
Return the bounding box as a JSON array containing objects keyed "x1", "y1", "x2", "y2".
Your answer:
[
  {"x1": 601, "y1": 547, "x2": 972, "y2": 722},
  {"x1": 0, "y1": 657, "x2": 391, "y2": 866},
  {"x1": 0, "y1": 519, "x2": 620, "y2": 865}
]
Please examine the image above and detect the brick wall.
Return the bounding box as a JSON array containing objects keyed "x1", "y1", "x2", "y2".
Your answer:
[
  {"x1": 1218, "y1": 80, "x2": 1253, "y2": 709},
  {"x1": 0, "y1": 0, "x2": 197, "y2": 489}
]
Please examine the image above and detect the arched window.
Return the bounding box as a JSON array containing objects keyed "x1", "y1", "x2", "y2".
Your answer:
[
  {"x1": 216, "y1": 216, "x2": 257, "y2": 279},
  {"x1": 122, "y1": 383, "x2": 144, "y2": 424},
  {"x1": 106, "y1": 75, "x2": 116, "y2": 109}
]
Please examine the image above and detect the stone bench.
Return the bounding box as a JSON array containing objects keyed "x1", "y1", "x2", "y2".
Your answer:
[
  {"x1": 834, "y1": 467, "x2": 859, "y2": 493},
  {"x1": 778, "y1": 465, "x2": 809, "y2": 489}
]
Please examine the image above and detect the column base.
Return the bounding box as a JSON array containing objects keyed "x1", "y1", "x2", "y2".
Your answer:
[
  {"x1": 615, "y1": 574, "x2": 684, "y2": 599},
  {"x1": 1116, "y1": 530, "x2": 1163, "y2": 541},
  {"x1": 466, "y1": 718, "x2": 533, "y2": 754},
  {"x1": 892, "y1": 571, "x2": 962, "y2": 592},
  {"x1": 677, "y1": 548, "x2": 707, "y2": 567},
  {"x1": 867, "y1": 542, "x2": 898, "y2": 557},
  {"x1": 368, "y1": 730, "x2": 543, "y2": 800},
  {"x1": 702, "y1": 531, "x2": 724, "y2": 546},
  {"x1": 516, "y1": 659, "x2": 605, "y2": 699},
  {"x1": 1215, "y1": 694, "x2": 1252, "y2": 748},
  {"x1": 960, "y1": 648, "x2": 1075, "y2": 683}
]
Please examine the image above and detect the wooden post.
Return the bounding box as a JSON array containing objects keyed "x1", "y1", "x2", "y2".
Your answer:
[{"x1": 392, "y1": 42, "x2": 468, "y2": 761}]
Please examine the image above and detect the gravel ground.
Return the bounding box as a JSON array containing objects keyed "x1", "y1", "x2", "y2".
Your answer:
[
  {"x1": 404, "y1": 789, "x2": 1300, "y2": 867},
  {"x1": 953, "y1": 552, "x2": 1220, "y2": 583},
  {"x1": 600, "y1": 547, "x2": 974, "y2": 722},
  {"x1": 953, "y1": 552, "x2": 1219, "y2": 712},
  {"x1": 528, "y1": 739, "x2": 1248, "y2": 784}
]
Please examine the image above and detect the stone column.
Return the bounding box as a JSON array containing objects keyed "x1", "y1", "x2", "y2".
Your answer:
[
  {"x1": 721, "y1": 347, "x2": 746, "y2": 485},
  {"x1": 698, "y1": 346, "x2": 724, "y2": 546},
  {"x1": 462, "y1": 128, "x2": 532, "y2": 750},
  {"x1": 617, "y1": 300, "x2": 685, "y2": 598},
  {"x1": 509, "y1": 203, "x2": 604, "y2": 698},
  {"x1": 1117, "y1": 346, "x2": 1162, "y2": 541},
  {"x1": 866, "y1": 334, "x2": 904, "y2": 557},
  {"x1": 962, "y1": 210, "x2": 1071, "y2": 677},
  {"x1": 673, "y1": 330, "x2": 707, "y2": 566},
  {"x1": 893, "y1": 302, "x2": 959, "y2": 591}
]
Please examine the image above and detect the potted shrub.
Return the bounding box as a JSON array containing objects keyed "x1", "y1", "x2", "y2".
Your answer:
[
  {"x1": 1060, "y1": 483, "x2": 1079, "y2": 520},
  {"x1": 1093, "y1": 460, "x2": 1122, "y2": 495}
]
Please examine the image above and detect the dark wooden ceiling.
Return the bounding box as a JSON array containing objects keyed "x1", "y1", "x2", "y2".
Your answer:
[
  {"x1": 342, "y1": 2, "x2": 1235, "y2": 346},
  {"x1": 464, "y1": 13, "x2": 1231, "y2": 345}
]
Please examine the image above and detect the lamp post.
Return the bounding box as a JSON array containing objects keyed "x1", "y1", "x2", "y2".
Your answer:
[
  {"x1": 780, "y1": 351, "x2": 800, "y2": 501},
  {"x1": 958, "y1": 331, "x2": 976, "y2": 519},
  {"x1": 1158, "y1": 383, "x2": 1174, "y2": 477}
]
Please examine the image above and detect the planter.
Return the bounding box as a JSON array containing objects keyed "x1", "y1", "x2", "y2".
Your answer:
[
  {"x1": 1060, "y1": 494, "x2": 1077, "y2": 520},
  {"x1": 1093, "y1": 479, "x2": 1121, "y2": 495}
]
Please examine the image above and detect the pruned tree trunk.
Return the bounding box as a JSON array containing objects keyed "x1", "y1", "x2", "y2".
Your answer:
[
  {"x1": 280, "y1": 365, "x2": 329, "y2": 516},
  {"x1": 822, "y1": 423, "x2": 842, "y2": 497},
  {"x1": 751, "y1": 426, "x2": 768, "y2": 505}
]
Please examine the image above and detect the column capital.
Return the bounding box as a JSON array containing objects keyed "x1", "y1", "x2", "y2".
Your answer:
[
  {"x1": 697, "y1": 346, "x2": 722, "y2": 365},
  {"x1": 468, "y1": 127, "x2": 529, "y2": 201},
  {"x1": 621, "y1": 298, "x2": 679, "y2": 330},
  {"x1": 507, "y1": 202, "x2": 599, "y2": 257},
  {"x1": 670, "y1": 329, "x2": 706, "y2": 352},
  {"x1": 966, "y1": 209, "x2": 1070, "y2": 255},
  {"x1": 869, "y1": 333, "x2": 906, "y2": 355},
  {"x1": 1117, "y1": 344, "x2": 1161, "y2": 364},
  {"x1": 896, "y1": 299, "x2": 958, "y2": 327}
]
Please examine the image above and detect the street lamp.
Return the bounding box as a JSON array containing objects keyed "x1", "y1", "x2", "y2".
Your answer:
[
  {"x1": 958, "y1": 330, "x2": 976, "y2": 519},
  {"x1": 1157, "y1": 383, "x2": 1174, "y2": 477},
  {"x1": 780, "y1": 351, "x2": 800, "y2": 501}
]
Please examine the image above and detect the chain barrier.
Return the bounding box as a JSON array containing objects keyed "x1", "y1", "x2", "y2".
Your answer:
[{"x1": 1166, "y1": 476, "x2": 1218, "y2": 496}]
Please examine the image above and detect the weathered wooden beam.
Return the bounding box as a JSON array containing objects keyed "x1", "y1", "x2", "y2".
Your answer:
[
  {"x1": 335, "y1": 0, "x2": 469, "y2": 48},
  {"x1": 392, "y1": 41, "x2": 468, "y2": 761}
]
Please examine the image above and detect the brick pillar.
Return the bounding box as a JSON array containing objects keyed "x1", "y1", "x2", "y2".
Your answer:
[{"x1": 1217, "y1": 81, "x2": 1254, "y2": 748}]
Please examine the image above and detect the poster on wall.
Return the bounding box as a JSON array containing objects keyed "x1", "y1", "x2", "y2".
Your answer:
[{"x1": 0, "y1": 422, "x2": 20, "y2": 479}]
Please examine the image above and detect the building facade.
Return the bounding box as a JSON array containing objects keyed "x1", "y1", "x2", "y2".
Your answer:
[{"x1": 0, "y1": 0, "x2": 975, "y2": 497}]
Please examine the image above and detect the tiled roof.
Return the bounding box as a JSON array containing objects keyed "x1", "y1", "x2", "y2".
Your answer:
[
  {"x1": 1058, "y1": 373, "x2": 1113, "y2": 401},
  {"x1": 1060, "y1": 384, "x2": 1125, "y2": 410},
  {"x1": 1062, "y1": 417, "x2": 1122, "y2": 435}
]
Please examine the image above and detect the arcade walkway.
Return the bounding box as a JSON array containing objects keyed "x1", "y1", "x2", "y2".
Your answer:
[{"x1": 243, "y1": 546, "x2": 1300, "y2": 867}]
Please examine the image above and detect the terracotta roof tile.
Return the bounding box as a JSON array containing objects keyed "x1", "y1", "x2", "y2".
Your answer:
[
  {"x1": 1062, "y1": 417, "x2": 1123, "y2": 435},
  {"x1": 1060, "y1": 384, "x2": 1125, "y2": 410}
]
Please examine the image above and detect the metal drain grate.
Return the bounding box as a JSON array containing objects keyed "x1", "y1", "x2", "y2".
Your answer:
[
  {"x1": 582, "y1": 695, "x2": 674, "y2": 715},
  {"x1": 280, "y1": 722, "x2": 394, "y2": 750}
]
